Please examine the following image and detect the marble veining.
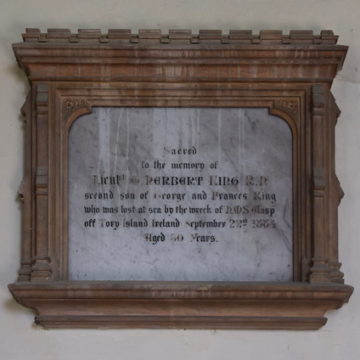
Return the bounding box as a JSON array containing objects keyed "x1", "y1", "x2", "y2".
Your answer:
[{"x1": 68, "y1": 107, "x2": 293, "y2": 281}]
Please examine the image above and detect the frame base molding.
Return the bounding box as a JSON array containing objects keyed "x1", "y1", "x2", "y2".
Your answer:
[{"x1": 9, "y1": 281, "x2": 353, "y2": 330}]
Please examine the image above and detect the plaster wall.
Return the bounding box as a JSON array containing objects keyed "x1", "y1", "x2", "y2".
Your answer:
[{"x1": 1, "y1": 1, "x2": 359, "y2": 359}]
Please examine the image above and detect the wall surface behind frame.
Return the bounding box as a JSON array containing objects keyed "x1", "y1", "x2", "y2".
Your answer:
[{"x1": 0, "y1": 1, "x2": 359, "y2": 359}]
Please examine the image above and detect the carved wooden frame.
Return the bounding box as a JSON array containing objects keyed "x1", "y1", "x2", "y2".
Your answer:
[{"x1": 9, "y1": 29, "x2": 353, "y2": 329}]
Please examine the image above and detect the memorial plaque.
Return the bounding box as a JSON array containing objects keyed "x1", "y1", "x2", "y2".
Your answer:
[
  {"x1": 10, "y1": 29, "x2": 353, "y2": 329},
  {"x1": 69, "y1": 107, "x2": 292, "y2": 281}
]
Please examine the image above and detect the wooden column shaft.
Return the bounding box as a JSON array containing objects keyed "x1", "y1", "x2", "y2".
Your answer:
[{"x1": 31, "y1": 83, "x2": 52, "y2": 281}]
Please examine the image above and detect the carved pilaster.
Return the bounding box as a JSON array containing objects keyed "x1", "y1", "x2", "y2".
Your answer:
[
  {"x1": 310, "y1": 84, "x2": 331, "y2": 283},
  {"x1": 17, "y1": 94, "x2": 33, "y2": 281},
  {"x1": 31, "y1": 84, "x2": 52, "y2": 281},
  {"x1": 327, "y1": 93, "x2": 345, "y2": 283}
]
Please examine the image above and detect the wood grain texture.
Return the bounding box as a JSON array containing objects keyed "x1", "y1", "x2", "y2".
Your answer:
[
  {"x1": 8, "y1": 29, "x2": 353, "y2": 329},
  {"x1": 8, "y1": 282, "x2": 353, "y2": 329}
]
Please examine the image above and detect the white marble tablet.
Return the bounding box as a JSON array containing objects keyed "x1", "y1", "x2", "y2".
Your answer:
[{"x1": 68, "y1": 107, "x2": 292, "y2": 281}]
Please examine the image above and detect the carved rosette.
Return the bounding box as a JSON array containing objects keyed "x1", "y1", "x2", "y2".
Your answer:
[
  {"x1": 273, "y1": 99, "x2": 300, "y2": 121},
  {"x1": 62, "y1": 98, "x2": 91, "y2": 122}
]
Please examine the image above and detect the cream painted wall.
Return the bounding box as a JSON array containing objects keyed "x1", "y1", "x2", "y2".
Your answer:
[{"x1": 1, "y1": 1, "x2": 359, "y2": 359}]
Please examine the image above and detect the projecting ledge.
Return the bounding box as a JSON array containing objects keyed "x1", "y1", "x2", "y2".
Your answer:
[{"x1": 8, "y1": 281, "x2": 353, "y2": 330}]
